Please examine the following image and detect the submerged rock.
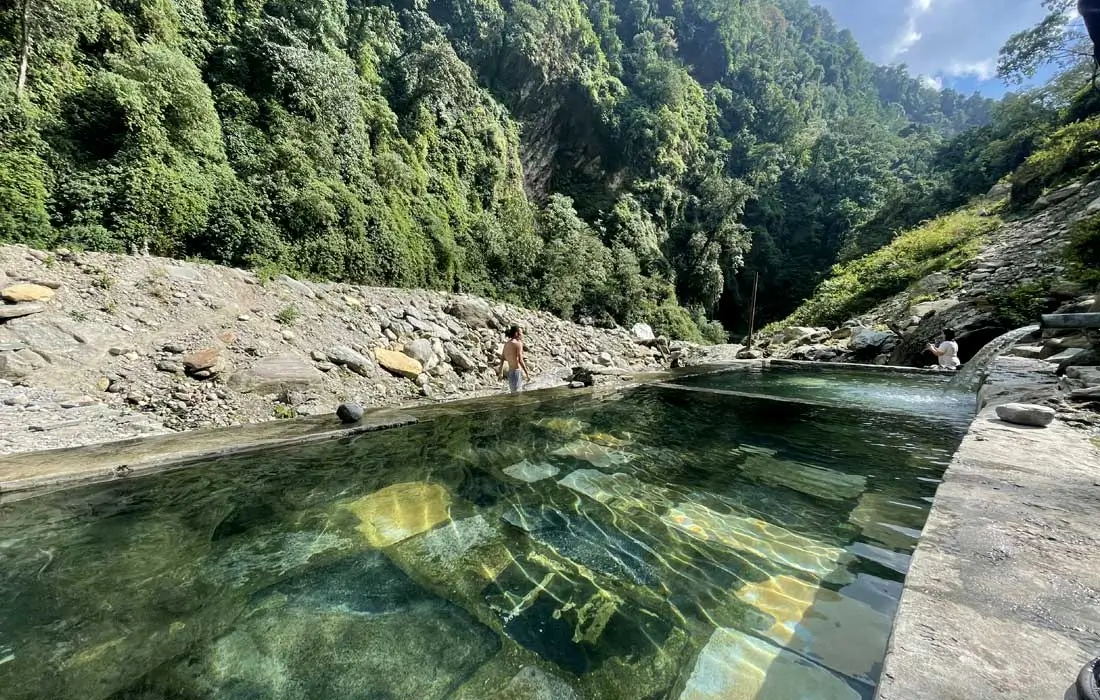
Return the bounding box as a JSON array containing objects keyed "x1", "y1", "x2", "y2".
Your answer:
[
  {"x1": 736, "y1": 574, "x2": 892, "y2": 685},
  {"x1": 343, "y1": 482, "x2": 452, "y2": 547},
  {"x1": 490, "y1": 666, "x2": 579, "y2": 700},
  {"x1": 995, "y1": 402, "x2": 1055, "y2": 427},
  {"x1": 501, "y1": 504, "x2": 660, "y2": 585},
  {"x1": 678, "y1": 627, "x2": 861, "y2": 700},
  {"x1": 663, "y1": 502, "x2": 855, "y2": 584},
  {"x1": 551, "y1": 441, "x2": 632, "y2": 469},
  {"x1": 502, "y1": 460, "x2": 560, "y2": 483},
  {"x1": 738, "y1": 454, "x2": 867, "y2": 502},
  {"x1": 484, "y1": 557, "x2": 672, "y2": 676},
  {"x1": 138, "y1": 552, "x2": 501, "y2": 700}
]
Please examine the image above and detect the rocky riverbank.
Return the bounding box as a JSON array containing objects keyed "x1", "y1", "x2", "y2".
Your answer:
[{"x1": 0, "y1": 245, "x2": 741, "y2": 457}]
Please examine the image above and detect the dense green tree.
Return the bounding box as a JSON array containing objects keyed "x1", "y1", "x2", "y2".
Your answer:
[{"x1": 0, "y1": 0, "x2": 1010, "y2": 340}]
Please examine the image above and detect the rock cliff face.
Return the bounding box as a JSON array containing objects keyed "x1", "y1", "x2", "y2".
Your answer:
[
  {"x1": 762, "y1": 178, "x2": 1099, "y2": 370},
  {"x1": 0, "y1": 245, "x2": 673, "y2": 456}
]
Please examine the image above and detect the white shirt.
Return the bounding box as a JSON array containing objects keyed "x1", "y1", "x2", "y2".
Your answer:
[{"x1": 937, "y1": 340, "x2": 960, "y2": 368}]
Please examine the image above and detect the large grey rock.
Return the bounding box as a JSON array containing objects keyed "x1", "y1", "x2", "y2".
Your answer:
[
  {"x1": 849, "y1": 328, "x2": 896, "y2": 354},
  {"x1": 0, "y1": 349, "x2": 48, "y2": 378},
  {"x1": 1036, "y1": 181, "x2": 1082, "y2": 208},
  {"x1": 336, "y1": 402, "x2": 364, "y2": 423},
  {"x1": 275, "y1": 274, "x2": 317, "y2": 299},
  {"x1": 776, "y1": 326, "x2": 818, "y2": 345},
  {"x1": 995, "y1": 402, "x2": 1056, "y2": 427},
  {"x1": 403, "y1": 338, "x2": 436, "y2": 366},
  {"x1": 631, "y1": 323, "x2": 656, "y2": 341},
  {"x1": 447, "y1": 348, "x2": 477, "y2": 372},
  {"x1": 229, "y1": 355, "x2": 324, "y2": 394},
  {"x1": 445, "y1": 297, "x2": 496, "y2": 328},
  {"x1": 326, "y1": 346, "x2": 373, "y2": 376},
  {"x1": 0, "y1": 303, "x2": 45, "y2": 320}
]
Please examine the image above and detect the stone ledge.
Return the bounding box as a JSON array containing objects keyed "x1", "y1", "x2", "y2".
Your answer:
[{"x1": 875, "y1": 357, "x2": 1100, "y2": 700}]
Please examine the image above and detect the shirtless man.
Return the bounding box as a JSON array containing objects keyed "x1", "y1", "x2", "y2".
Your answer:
[{"x1": 500, "y1": 325, "x2": 530, "y2": 393}]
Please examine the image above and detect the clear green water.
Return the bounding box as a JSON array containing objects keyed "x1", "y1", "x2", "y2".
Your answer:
[{"x1": 0, "y1": 369, "x2": 974, "y2": 700}]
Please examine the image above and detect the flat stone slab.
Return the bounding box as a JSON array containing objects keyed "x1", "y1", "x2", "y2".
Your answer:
[
  {"x1": 678, "y1": 627, "x2": 861, "y2": 700},
  {"x1": 344, "y1": 481, "x2": 452, "y2": 547},
  {"x1": 502, "y1": 459, "x2": 560, "y2": 483},
  {"x1": 228, "y1": 354, "x2": 324, "y2": 394}
]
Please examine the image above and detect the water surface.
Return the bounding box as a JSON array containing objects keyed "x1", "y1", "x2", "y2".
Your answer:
[{"x1": 0, "y1": 369, "x2": 973, "y2": 700}]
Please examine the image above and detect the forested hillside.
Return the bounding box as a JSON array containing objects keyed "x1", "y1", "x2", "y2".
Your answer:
[{"x1": 0, "y1": 0, "x2": 1004, "y2": 340}]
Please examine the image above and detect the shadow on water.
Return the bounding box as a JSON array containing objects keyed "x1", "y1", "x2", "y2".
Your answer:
[{"x1": 0, "y1": 369, "x2": 970, "y2": 700}]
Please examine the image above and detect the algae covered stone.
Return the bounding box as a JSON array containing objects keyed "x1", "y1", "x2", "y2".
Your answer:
[
  {"x1": 739, "y1": 454, "x2": 867, "y2": 502},
  {"x1": 662, "y1": 502, "x2": 854, "y2": 583},
  {"x1": 344, "y1": 482, "x2": 452, "y2": 547}
]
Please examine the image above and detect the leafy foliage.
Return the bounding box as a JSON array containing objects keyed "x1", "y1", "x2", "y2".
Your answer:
[
  {"x1": 772, "y1": 209, "x2": 998, "y2": 329},
  {"x1": 1067, "y1": 214, "x2": 1100, "y2": 284},
  {"x1": 0, "y1": 0, "x2": 1008, "y2": 343}
]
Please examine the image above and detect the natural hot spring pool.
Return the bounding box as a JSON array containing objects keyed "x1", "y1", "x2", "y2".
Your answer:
[{"x1": 0, "y1": 367, "x2": 975, "y2": 700}]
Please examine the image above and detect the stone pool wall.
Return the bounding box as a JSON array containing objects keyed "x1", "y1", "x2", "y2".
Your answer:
[{"x1": 875, "y1": 355, "x2": 1100, "y2": 700}]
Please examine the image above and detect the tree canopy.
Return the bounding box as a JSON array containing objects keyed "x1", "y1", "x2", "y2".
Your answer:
[{"x1": 0, "y1": 0, "x2": 1022, "y2": 340}]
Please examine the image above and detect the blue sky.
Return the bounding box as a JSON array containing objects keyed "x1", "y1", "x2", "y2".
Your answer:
[{"x1": 809, "y1": 0, "x2": 1056, "y2": 96}]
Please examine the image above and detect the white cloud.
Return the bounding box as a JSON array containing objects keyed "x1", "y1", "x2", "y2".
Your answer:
[
  {"x1": 944, "y1": 59, "x2": 997, "y2": 80},
  {"x1": 919, "y1": 74, "x2": 944, "y2": 90},
  {"x1": 812, "y1": 0, "x2": 1052, "y2": 92},
  {"x1": 888, "y1": 0, "x2": 936, "y2": 59}
]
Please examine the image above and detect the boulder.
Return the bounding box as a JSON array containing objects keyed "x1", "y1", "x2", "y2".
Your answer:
[
  {"x1": 0, "y1": 349, "x2": 48, "y2": 378},
  {"x1": 1005, "y1": 345, "x2": 1043, "y2": 360},
  {"x1": 1, "y1": 283, "x2": 55, "y2": 303},
  {"x1": 0, "y1": 302, "x2": 46, "y2": 320},
  {"x1": 229, "y1": 355, "x2": 324, "y2": 394},
  {"x1": 445, "y1": 297, "x2": 496, "y2": 328},
  {"x1": 447, "y1": 349, "x2": 477, "y2": 372},
  {"x1": 995, "y1": 403, "x2": 1055, "y2": 427},
  {"x1": 403, "y1": 338, "x2": 436, "y2": 366},
  {"x1": 596, "y1": 351, "x2": 614, "y2": 366},
  {"x1": 1035, "y1": 181, "x2": 1083, "y2": 208},
  {"x1": 849, "y1": 328, "x2": 896, "y2": 356},
  {"x1": 182, "y1": 347, "x2": 222, "y2": 374},
  {"x1": 736, "y1": 348, "x2": 763, "y2": 360},
  {"x1": 490, "y1": 667, "x2": 579, "y2": 700},
  {"x1": 336, "y1": 403, "x2": 365, "y2": 424},
  {"x1": 631, "y1": 323, "x2": 656, "y2": 341},
  {"x1": 777, "y1": 326, "x2": 818, "y2": 345},
  {"x1": 326, "y1": 346, "x2": 373, "y2": 376},
  {"x1": 375, "y1": 347, "x2": 422, "y2": 379}
]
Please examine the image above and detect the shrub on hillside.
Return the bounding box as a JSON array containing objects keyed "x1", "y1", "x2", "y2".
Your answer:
[
  {"x1": 773, "y1": 208, "x2": 997, "y2": 329},
  {"x1": 1010, "y1": 116, "x2": 1100, "y2": 208},
  {"x1": 1067, "y1": 214, "x2": 1100, "y2": 285}
]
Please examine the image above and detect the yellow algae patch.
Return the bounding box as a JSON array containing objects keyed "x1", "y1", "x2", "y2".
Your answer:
[
  {"x1": 535, "y1": 416, "x2": 588, "y2": 435},
  {"x1": 735, "y1": 575, "x2": 892, "y2": 683},
  {"x1": 739, "y1": 454, "x2": 867, "y2": 502},
  {"x1": 662, "y1": 502, "x2": 854, "y2": 583},
  {"x1": 678, "y1": 628, "x2": 860, "y2": 700},
  {"x1": 583, "y1": 432, "x2": 629, "y2": 447},
  {"x1": 344, "y1": 482, "x2": 452, "y2": 548}
]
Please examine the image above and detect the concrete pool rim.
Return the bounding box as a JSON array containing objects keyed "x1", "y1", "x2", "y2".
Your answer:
[{"x1": 0, "y1": 359, "x2": 955, "y2": 499}]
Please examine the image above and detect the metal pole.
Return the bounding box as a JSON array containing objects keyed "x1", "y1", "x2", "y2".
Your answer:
[{"x1": 748, "y1": 272, "x2": 759, "y2": 348}]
